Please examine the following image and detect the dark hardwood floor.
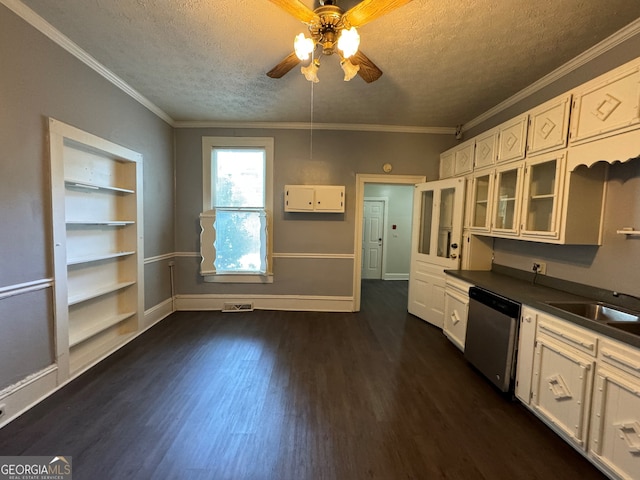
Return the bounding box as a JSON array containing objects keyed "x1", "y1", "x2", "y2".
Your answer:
[{"x1": 0, "y1": 280, "x2": 606, "y2": 479}]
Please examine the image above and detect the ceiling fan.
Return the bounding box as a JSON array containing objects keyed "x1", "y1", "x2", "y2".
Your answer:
[{"x1": 266, "y1": 0, "x2": 413, "y2": 83}]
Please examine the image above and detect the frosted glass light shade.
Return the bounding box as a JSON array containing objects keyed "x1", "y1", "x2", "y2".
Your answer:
[
  {"x1": 337, "y1": 27, "x2": 360, "y2": 58},
  {"x1": 301, "y1": 61, "x2": 319, "y2": 83},
  {"x1": 341, "y1": 59, "x2": 360, "y2": 81},
  {"x1": 294, "y1": 33, "x2": 315, "y2": 61}
]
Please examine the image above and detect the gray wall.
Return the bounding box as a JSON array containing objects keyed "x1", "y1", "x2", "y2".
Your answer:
[
  {"x1": 459, "y1": 31, "x2": 640, "y2": 297},
  {"x1": 364, "y1": 184, "x2": 414, "y2": 276},
  {"x1": 0, "y1": 6, "x2": 174, "y2": 389},
  {"x1": 174, "y1": 127, "x2": 454, "y2": 296}
]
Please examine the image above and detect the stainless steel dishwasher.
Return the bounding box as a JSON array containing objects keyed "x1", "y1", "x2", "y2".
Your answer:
[{"x1": 464, "y1": 286, "x2": 521, "y2": 392}]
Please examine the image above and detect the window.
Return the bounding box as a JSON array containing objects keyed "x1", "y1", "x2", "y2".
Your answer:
[{"x1": 201, "y1": 137, "x2": 273, "y2": 282}]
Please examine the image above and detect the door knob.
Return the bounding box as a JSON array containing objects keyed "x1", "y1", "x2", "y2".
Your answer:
[{"x1": 450, "y1": 253, "x2": 457, "y2": 259}]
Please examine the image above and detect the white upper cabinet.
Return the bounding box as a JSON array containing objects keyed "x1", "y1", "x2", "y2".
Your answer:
[
  {"x1": 491, "y1": 163, "x2": 523, "y2": 237},
  {"x1": 497, "y1": 115, "x2": 529, "y2": 164},
  {"x1": 527, "y1": 94, "x2": 572, "y2": 156},
  {"x1": 468, "y1": 170, "x2": 494, "y2": 233},
  {"x1": 519, "y1": 152, "x2": 565, "y2": 240},
  {"x1": 474, "y1": 128, "x2": 498, "y2": 170},
  {"x1": 439, "y1": 150, "x2": 455, "y2": 179},
  {"x1": 453, "y1": 139, "x2": 475, "y2": 176},
  {"x1": 284, "y1": 185, "x2": 345, "y2": 212},
  {"x1": 570, "y1": 59, "x2": 640, "y2": 145}
]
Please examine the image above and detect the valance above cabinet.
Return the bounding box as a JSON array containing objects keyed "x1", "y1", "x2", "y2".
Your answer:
[{"x1": 284, "y1": 185, "x2": 345, "y2": 213}]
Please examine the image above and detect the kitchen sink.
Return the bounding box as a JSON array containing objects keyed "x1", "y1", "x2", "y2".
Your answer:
[
  {"x1": 545, "y1": 301, "x2": 640, "y2": 323},
  {"x1": 605, "y1": 322, "x2": 640, "y2": 335}
]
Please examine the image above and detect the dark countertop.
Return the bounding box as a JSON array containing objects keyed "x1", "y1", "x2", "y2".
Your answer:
[{"x1": 445, "y1": 267, "x2": 640, "y2": 350}]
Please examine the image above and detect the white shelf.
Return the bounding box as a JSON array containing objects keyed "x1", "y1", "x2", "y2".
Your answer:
[
  {"x1": 66, "y1": 220, "x2": 134, "y2": 226},
  {"x1": 68, "y1": 281, "x2": 136, "y2": 306},
  {"x1": 617, "y1": 229, "x2": 640, "y2": 236},
  {"x1": 530, "y1": 194, "x2": 555, "y2": 200},
  {"x1": 67, "y1": 251, "x2": 135, "y2": 266},
  {"x1": 65, "y1": 178, "x2": 134, "y2": 194},
  {"x1": 69, "y1": 311, "x2": 136, "y2": 347}
]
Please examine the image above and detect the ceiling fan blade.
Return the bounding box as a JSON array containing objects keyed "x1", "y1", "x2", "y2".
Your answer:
[
  {"x1": 344, "y1": 0, "x2": 412, "y2": 27},
  {"x1": 350, "y1": 50, "x2": 383, "y2": 83},
  {"x1": 267, "y1": 52, "x2": 302, "y2": 78},
  {"x1": 266, "y1": 0, "x2": 316, "y2": 23}
]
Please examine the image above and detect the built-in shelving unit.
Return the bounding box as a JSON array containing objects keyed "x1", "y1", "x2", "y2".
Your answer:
[{"x1": 49, "y1": 118, "x2": 143, "y2": 379}]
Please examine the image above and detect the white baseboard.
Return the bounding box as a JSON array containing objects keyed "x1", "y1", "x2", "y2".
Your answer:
[
  {"x1": 174, "y1": 294, "x2": 354, "y2": 312},
  {"x1": 0, "y1": 298, "x2": 175, "y2": 430},
  {"x1": 143, "y1": 298, "x2": 174, "y2": 328},
  {"x1": 382, "y1": 273, "x2": 409, "y2": 281},
  {"x1": 0, "y1": 365, "x2": 58, "y2": 429}
]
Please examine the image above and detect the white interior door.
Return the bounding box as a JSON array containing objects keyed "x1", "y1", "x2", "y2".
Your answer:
[
  {"x1": 362, "y1": 199, "x2": 385, "y2": 279},
  {"x1": 408, "y1": 178, "x2": 465, "y2": 327}
]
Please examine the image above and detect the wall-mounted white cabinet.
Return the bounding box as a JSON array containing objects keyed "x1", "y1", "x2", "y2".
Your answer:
[
  {"x1": 439, "y1": 150, "x2": 455, "y2": 179},
  {"x1": 284, "y1": 185, "x2": 345, "y2": 212},
  {"x1": 453, "y1": 139, "x2": 475, "y2": 175},
  {"x1": 468, "y1": 171, "x2": 494, "y2": 232},
  {"x1": 497, "y1": 115, "x2": 529, "y2": 164},
  {"x1": 527, "y1": 94, "x2": 572, "y2": 156},
  {"x1": 570, "y1": 59, "x2": 640, "y2": 145},
  {"x1": 474, "y1": 128, "x2": 498, "y2": 169},
  {"x1": 49, "y1": 119, "x2": 143, "y2": 379}
]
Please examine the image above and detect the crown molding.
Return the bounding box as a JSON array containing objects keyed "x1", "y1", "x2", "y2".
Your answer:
[
  {"x1": 174, "y1": 121, "x2": 455, "y2": 134},
  {"x1": 2, "y1": 0, "x2": 175, "y2": 126},
  {"x1": 463, "y1": 17, "x2": 640, "y2": 132}
]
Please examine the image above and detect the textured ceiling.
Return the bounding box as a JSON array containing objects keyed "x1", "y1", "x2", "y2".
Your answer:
[{"x1": 17, "y1": 0, "x2": 640, "y2": 128}]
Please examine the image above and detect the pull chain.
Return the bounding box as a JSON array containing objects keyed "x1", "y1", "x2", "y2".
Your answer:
[{"x1": 309, "y1": 62, "x2": 314, "y2": 162}]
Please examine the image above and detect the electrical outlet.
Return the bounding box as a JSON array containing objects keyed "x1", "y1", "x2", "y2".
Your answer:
[{"x1": 532, "y1": 261, "x2": 547, "y2": 275}]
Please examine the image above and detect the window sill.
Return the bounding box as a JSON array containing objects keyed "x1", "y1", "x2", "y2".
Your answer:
[{"x1": 202, "y1": 273, "x2": 274, "y2": 284}]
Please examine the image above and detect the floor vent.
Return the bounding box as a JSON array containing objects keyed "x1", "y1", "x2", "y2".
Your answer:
[{"x1": 222, "y1": 302, "x2": 254, "y2": 312}]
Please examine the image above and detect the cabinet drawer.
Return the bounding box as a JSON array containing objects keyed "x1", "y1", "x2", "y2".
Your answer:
[
  {"x1": 599, "y1": 338, "x2": 640, "y2": 380},
  {"x1": 536, "y1": 315, "x2": 598, "y2": 357}
]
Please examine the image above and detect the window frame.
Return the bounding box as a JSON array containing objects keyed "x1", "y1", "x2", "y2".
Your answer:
[{"x1": 201, "y1": 136, "x2": 274, "y2": 283}]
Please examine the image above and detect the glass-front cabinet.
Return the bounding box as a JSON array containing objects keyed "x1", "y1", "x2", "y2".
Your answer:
[
  {"x1": 520, "y1": 152, "x2": 565, "y2": 239},
  {"x1": 492, "y1": 164, "x2": 523, "y2": 236},
  {"x1": 469, "y1": 171, "x2": 494, "y2": 232}
]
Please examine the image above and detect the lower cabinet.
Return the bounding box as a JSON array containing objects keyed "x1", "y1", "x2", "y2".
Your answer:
[
  {"x1": 515, "y1": 306, "x2": 538, "y2": 404},
  {"x1": 589, "y1": 339, "x2": 640, "y2": 480},
  {"x1": 443, "y1": 276, "x2": 472, "y2": 351},
  {"x1": 531, "y1": 331, "x2": 595, "y2": 449},
  {"x1": 515, "y1": 306, "x2": 640, "y2": 479}
]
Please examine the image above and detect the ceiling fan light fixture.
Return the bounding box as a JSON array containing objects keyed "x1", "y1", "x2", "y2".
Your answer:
[
  {"x1": 294, "y1": 33, "x2": 315, "y2": 61},
  {"x1": 337, "y1": 27, "x2": 360, "y2": 58},
  {"x1": 301, "y1": 59, "x2": 320, "y2": 83},
  {"x1": 341, "y1": 58, "x2": 360, "y2": 81}
]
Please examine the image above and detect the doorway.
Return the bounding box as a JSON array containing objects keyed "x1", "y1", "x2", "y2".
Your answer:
[{"x1": 353, "y1": 174, "x2": 426, "y2": 311}]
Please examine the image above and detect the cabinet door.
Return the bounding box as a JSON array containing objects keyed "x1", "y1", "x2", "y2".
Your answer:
[
  {"x1": 285, "y1": 186, "x2": 314, "y2": 211},
  {"x1": 443, "y1": 289, "x2": 469, "y2": 351},
  {"x1": 314, "y1": 186, "x2": 344, "y2": 212},
  {"x1": 532, "y1": 335, "x2": 594, "y2": 449},
  {"x1": 570, "y1": 61, "x2": 640, "y2": 144},
  {"x1": 590, "y1": 368, "x2": 640, "y2": 480},
  {"x1": 474, "y1": 129, "x2": 498, "y2": 169},
  {"x1": 497, "y1": 115, "x2": 528, "y2": 164},
  {"x1": 454, "y1": 140, "x2": 474, "y2": 176},
  {"x1": 491, "y1": 164, "x2": 523, "y2": 236},
  {"x1": 527, "y1": 94, "x2": 572, "y2": 156},
  {"x1": 469, "y1": 171, "x2": 494, "y2": 232},
  {"x1": 515, "y1": 307, "x2": 538, "y2": 405},
  {"x1": 520, "y1": 152, "x2": 565, "y2": 239},
  {"x1": 440, "y1": 151, "x2": 454, "y2": 179}
]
